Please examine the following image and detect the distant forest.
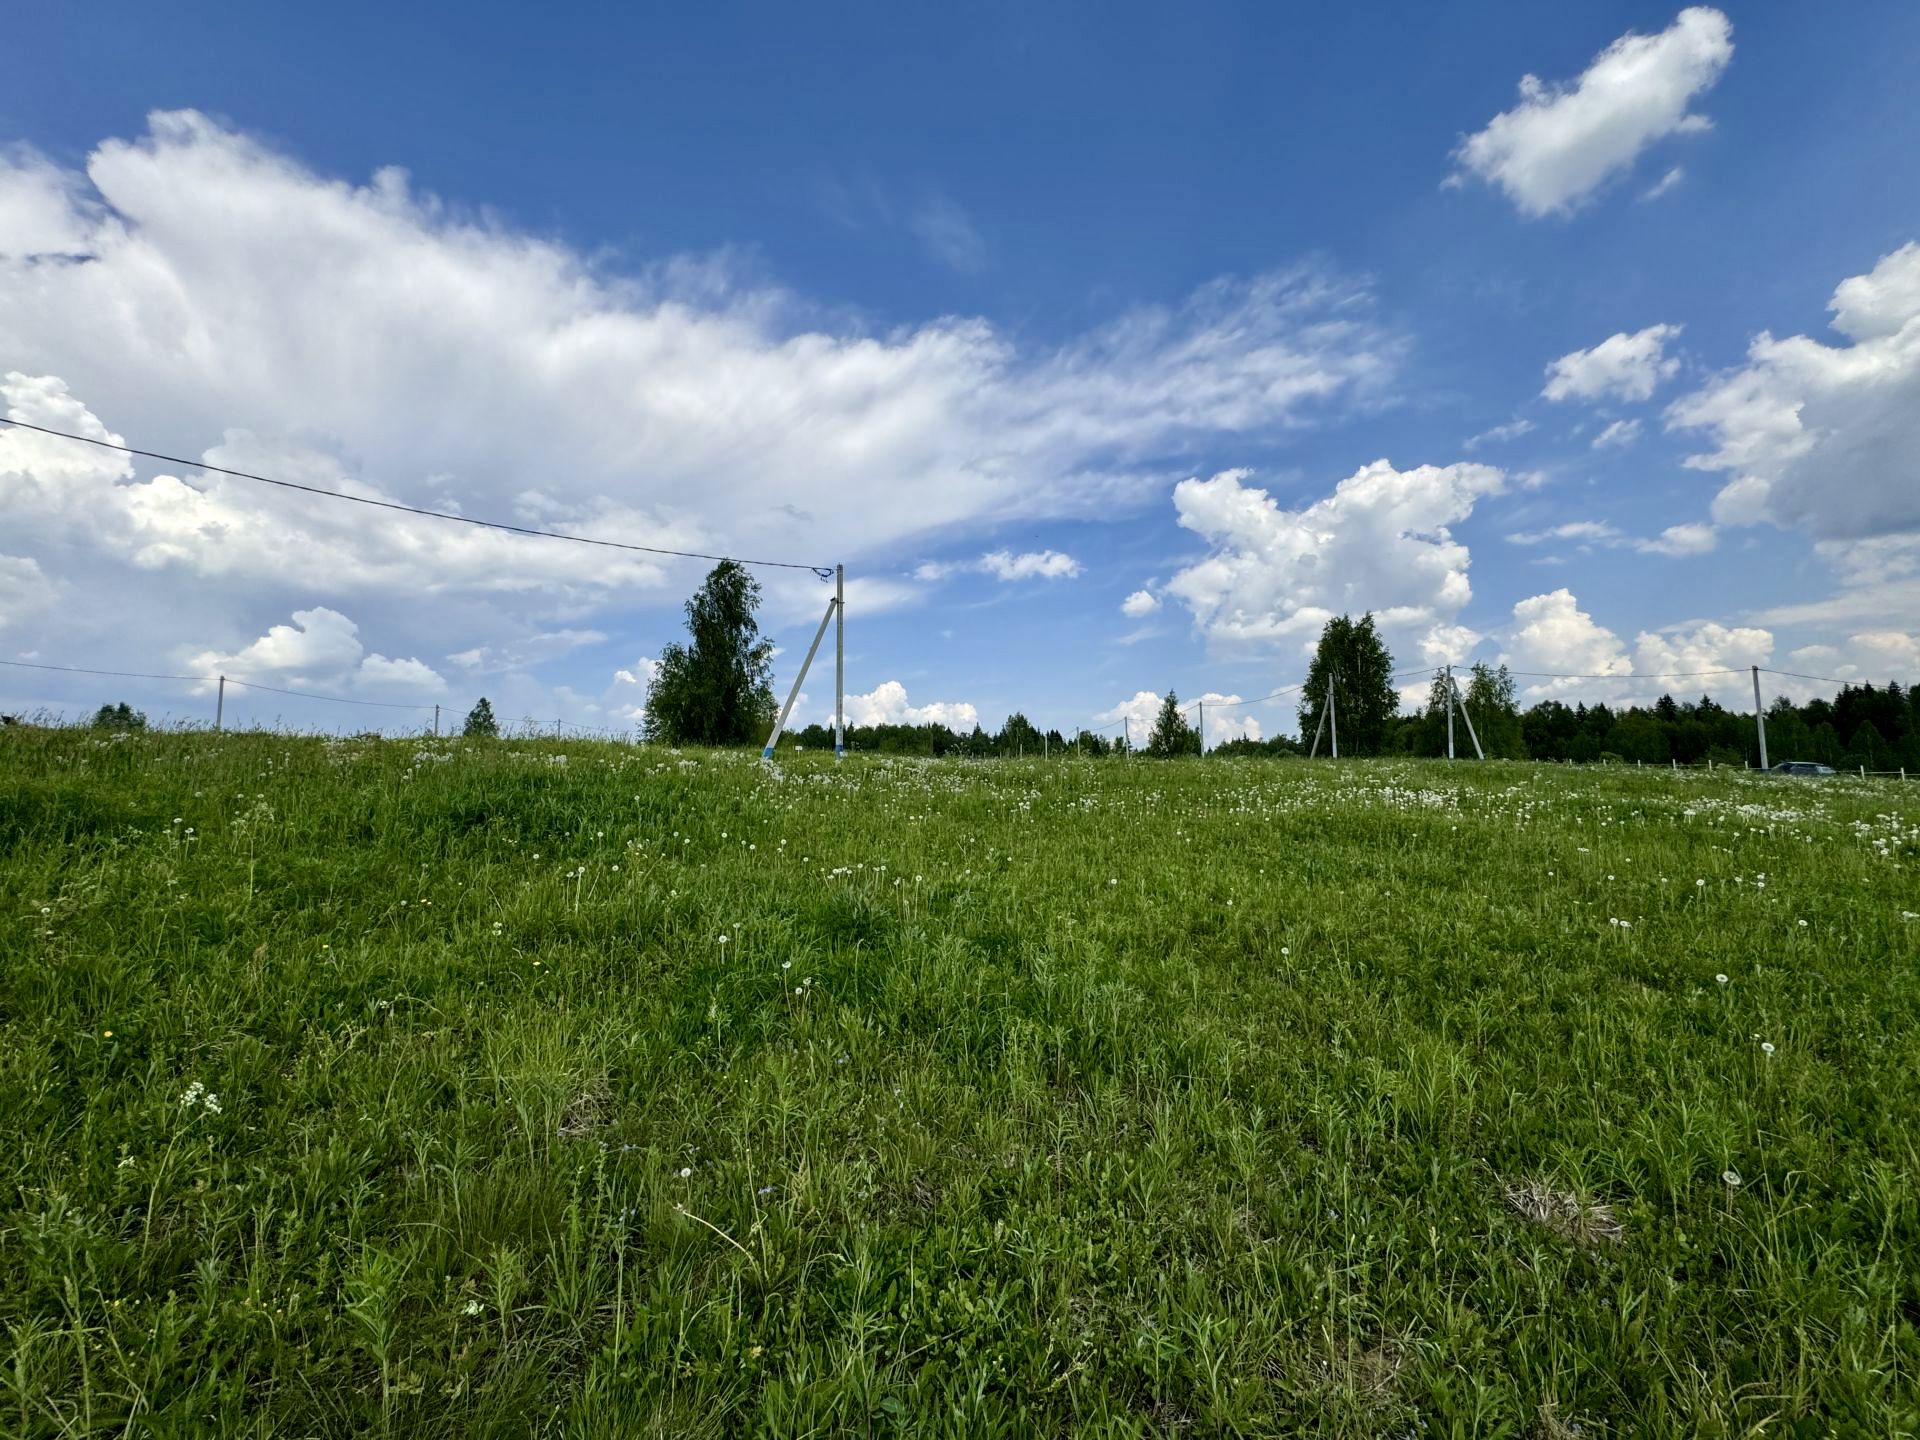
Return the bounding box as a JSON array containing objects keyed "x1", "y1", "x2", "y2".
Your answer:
[{"x1": 790, "y1": 673, "x2": 1920, "y2": 770}]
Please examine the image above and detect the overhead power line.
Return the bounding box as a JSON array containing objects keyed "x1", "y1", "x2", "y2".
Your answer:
[
  {"x1": 1502, "y1": 667, "x2": 1746, "y2": 680},
  {"x1": 222, "y1": 677, "x2": 435, "y2": 710},
  {"x1": 0, "y1": 655, "x2": 434, "y2": 711},
  {"x1": 0, "y1": 417, "x2": 835, "y2": 576},
  {"x1": 0, "y1": 657, "x2": 205, "y2": 683}
]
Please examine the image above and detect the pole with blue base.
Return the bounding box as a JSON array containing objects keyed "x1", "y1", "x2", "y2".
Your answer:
[
  {"x1": 834, "y1": 565, "x2": 845, "y2": 758},
  {"x1": 762, "y1": 593, "x2": 839, "y2": 760}
]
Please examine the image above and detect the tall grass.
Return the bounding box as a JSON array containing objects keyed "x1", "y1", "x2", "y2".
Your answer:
[{"x1": 2, "y1": 726, "x2": 1916, "y2": 1435}]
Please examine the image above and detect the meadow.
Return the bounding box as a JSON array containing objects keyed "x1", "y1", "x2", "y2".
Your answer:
[{"x1": 2, "y1": 725, "x2": 1916, "y2": 1437}]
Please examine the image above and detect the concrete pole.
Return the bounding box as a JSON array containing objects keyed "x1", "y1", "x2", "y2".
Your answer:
[
  {"x1": 433, "y1": 703, "x2": 440, "y2": 737},
  {"x1": 1123, "y1": 716, "x2": 1130, "y2": 754},
  {"x1": 1197, "y1": 699, "x2": 1204, "y2": 756},
  {"x1": 1751, "y1": 665, "x2": 1769, "y2": 771},
  {"x1": 834, "y1": 564, "x2": 845, "y2": 759},
  {"x1": 764, "y1": 595, "x2": 838, "y2": 759},
  {"x1": 1329, "y1": 677, "x2": 1339, "y2": 759},
  {"x1": 1451, "y1": 671, "x2": 1484, "y2": 760},
  {"x1": 1445, "y1": 664, "x2": 1455, "y2": 760},
  {"x1": 216, "y1": 675, "x2": 225, "y2": 731}
]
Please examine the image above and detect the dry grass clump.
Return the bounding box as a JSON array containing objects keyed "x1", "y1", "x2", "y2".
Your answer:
[{"x1": 1503, "y1": 1178, "x2": 1623, "y2": 1246}]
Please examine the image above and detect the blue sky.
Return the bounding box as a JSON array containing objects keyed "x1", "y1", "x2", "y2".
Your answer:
[{"x1": 3, "y1": 3, "x2": 1918, "y2": 740}]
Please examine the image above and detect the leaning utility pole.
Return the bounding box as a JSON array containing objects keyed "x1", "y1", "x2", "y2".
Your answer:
[
  {"x1": 1449, "y1": 668, "x2": 1484, "y2": 760},
  {"x1": 834, "y1": 564, "x2": 845, "y2": 759},
  {"x1": 764, "y1": 591, "x2": 839, "y2": 760}
]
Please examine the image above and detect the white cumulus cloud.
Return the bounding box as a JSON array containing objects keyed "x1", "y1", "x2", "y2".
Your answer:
[
  {"x1": 1779, "y1": 632, "x2": 1920, "y2": 696},
  {"x1": 1120, "y1": 588, "x2": 1160, "y2": 618},
  {"x1": 1090, "y1": 689, "x2": 1262, "y2": 748},
  {"x1": 185, "y1": 605, "x2": 446, "y2": 696},
  {"x1": 1543, "y1": 325, "x2": 1683, "y2": 403},
  {"x1": 355, "y1": 655, "x2": 448, "y2": 692},
  {"x1": 1501, "y1": 587, "x2": 1769, "y2": 703},
  {"x1": 1092, "y1": 690, "x2": 1167, "y2": 747},
  {"x1": 1670, "y1": 241, "x2": 1920, "y2": 545},
  {"x1": 840, "y1": 679, "x2": 978, "y2": 732},
  {"x1": 0, "y1": 111, "x2": 1399, "y2": 721},
  {"x1": 1452, "y1": 7, "x2": 1733, "y2": 217},
  {"x1": 1164, "y1": 460, "x2": 1505, "y2": 664}
]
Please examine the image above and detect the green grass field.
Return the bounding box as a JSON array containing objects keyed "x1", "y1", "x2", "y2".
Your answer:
[{"x1": 3, "y1": 727, "x2": 1917, "y2": 1437}]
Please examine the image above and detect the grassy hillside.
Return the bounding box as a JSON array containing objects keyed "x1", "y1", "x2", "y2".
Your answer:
[{"x1": 3, "y1": 727, "x2": 1916, "y2": 1436}]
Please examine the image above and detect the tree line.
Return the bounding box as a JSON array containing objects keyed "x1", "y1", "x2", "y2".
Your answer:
[{"x1": 529, "y1": 566, "x2": 1920, "y2": 769}]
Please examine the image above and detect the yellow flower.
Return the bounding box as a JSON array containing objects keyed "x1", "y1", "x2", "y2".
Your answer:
[{"x1": 102, "y1": 1029, "x2": 113, "y2": 1038}]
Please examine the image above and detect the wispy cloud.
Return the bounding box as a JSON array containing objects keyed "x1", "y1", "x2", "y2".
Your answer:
[
  {"x1": 1464, "y1": 418, "x2": 1534, "y2": 451},
  {"x1": 1505, "y1": 517, "x2": 1715, "y2": 557},
  {"x1": 916, "y1": 549, "x2": 1081, "y2": 582},
  {"x1": 1640, "y1": 166, "x2": 1685, "y2": 202},
  {"x1": 1591, "y1": 418, "x2": 1641, "y2": 449},
  {"x1": 909, "y1": 195, "x2": 987, "y2": 274}
]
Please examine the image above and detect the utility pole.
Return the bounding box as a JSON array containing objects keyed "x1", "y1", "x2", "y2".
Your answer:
[
  {"x1": 1123, "y1": 716, "x2": 1130, "y2": 754},
  {"x1": 834, "y1": 564, "x2": 845, "y2": 759},
  {"x1": 1197, "y1": 699, "x2": 1204, "y2": 757},
  {"x1": 763, "y1": 594, "x2": 838, "y2": 759},
  {"x1": 1329, "y1": 676, "x2": 1339, "y2": 759},
  {"x1": 1751, "y1": 665, "x2": 1769, "y2": 771},
  {"x1": 1450, "y1": 669, "x2": 1484, "y2": 760},
  {"x1": 1445, "y1": 664, "x2": 1455, "y2": 760},
  {"x1": 215, "y1": 675, "x2": 225, "y2": 731},
  {"x1": 433, "y1": 703, "x2": 440, "y2": 737}
]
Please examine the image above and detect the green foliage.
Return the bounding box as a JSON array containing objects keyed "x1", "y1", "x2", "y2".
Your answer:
[
  {"x1": 1065, "y1": 728, "x2": 1112, "y2": 757},
  {"x1": 643, "y1": 560, "x2": 777, "y2": 746},
  {"x1": 462, "y1": 696, "x2": 500, "y2": 739},
  {"x1": 1299, "y1": 614, "x2": 1396, "y2": 755},
  {"x1": 1463, "y1": 662, "x2": 1527, "y2": 759},
  {"x1": 1209, "y1": 733, "x2": 1302, "y2": 758},
  {"x1": 996, "y1": 712, "x2": 1043, "y2": 756},
  {"x1": 2, "y1": 728, "x2": 1918, "y2": 1433},
  {"x1": 90, "y1": 701, "x2": 146, "y2": 732},
  {"x1": 1512, "y1": 681, "x2": 1919, "y2": 771},
  {"x1": 1146, "y1": 690, "x2": 1200, "y2": 757}
]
